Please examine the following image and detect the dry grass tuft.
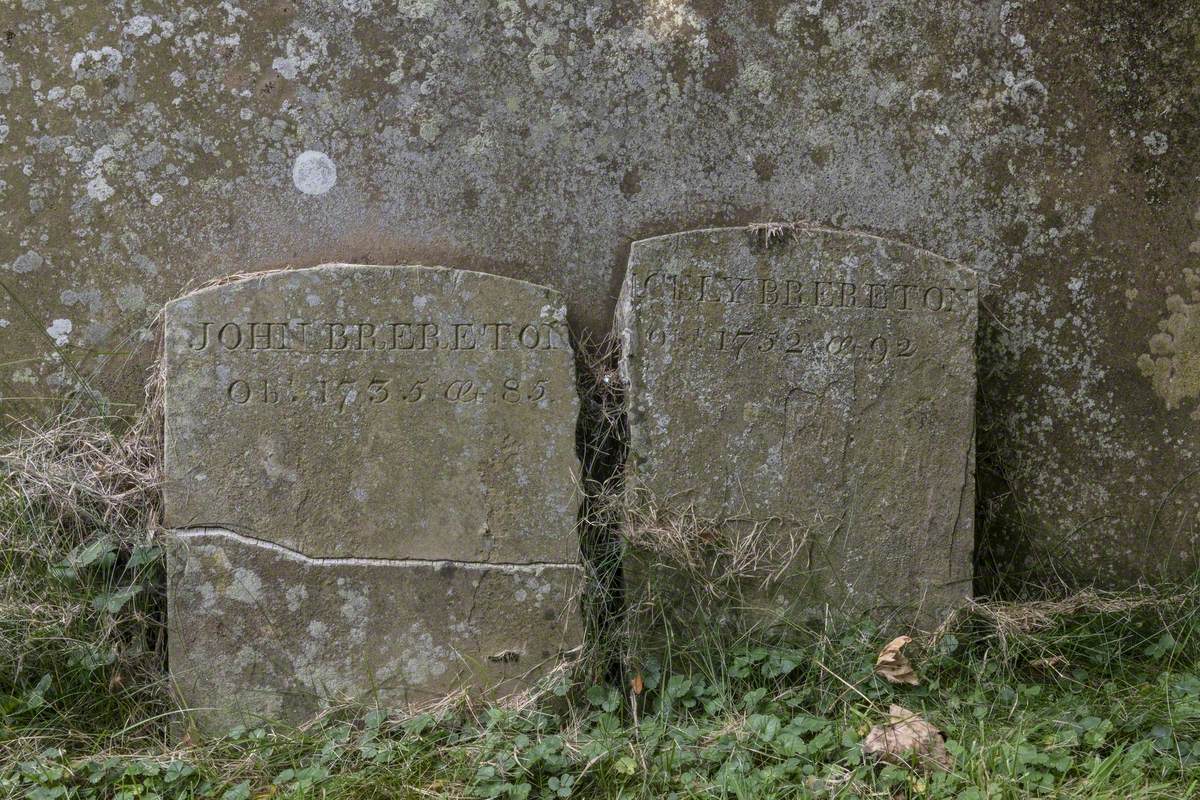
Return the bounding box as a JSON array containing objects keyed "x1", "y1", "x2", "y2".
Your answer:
[
  {"x1": 0, "y1": 410, "x2": 160, "y2": 552},
  {"x1": 747, "y1": 222, "x2": 795, "y2": 250},
  {"x1": 960, "y1": 589, "x2": 1189, "y2": 637},
  {"x1": 619, "y1": 492, "x2": 810, "y2": 597}
]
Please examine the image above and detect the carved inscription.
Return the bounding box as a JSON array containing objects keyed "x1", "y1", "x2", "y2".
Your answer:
[
  {"x1": 634, "y1": 268, "x2": 973, "y2": 375},
  {"x1": 186, "y1": 319, "x2": 565, "y2": 352},
  {"x1": 638, "y1": 272, "x2": 972, "y2": 312},
  {"x1": 180, "y1": 317, "x2": 565, "y2": 411},
  {"x1": 644, "y1": 325, "x2": 920, "y2": 362},
  {"x1": 222, "y1": 375, "x2": 551, "y2": 410}
]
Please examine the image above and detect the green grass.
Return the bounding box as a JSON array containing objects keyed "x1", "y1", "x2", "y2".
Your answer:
[{"x1": 2, "y1": 417, "x2": 1199, "y2": 799}]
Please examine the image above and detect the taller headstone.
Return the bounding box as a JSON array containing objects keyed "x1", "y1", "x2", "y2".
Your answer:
[
  {"x1": 616, "y1": 226, "x2": 976, "y2": 624},
  {"x1": 162, "y1": 265, "x2": 582, "y2": 730}
]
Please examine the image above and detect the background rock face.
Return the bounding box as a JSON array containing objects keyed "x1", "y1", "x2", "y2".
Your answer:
[
  {"x1": 617, "y1": 227, "x2": 975, "y2": 618},
  {"x1": 1, "y1": 1, "x2": 1197, "y2": 584},
  {"x1": 162, "y1": 266, "x2": 582, "y2": 727}
]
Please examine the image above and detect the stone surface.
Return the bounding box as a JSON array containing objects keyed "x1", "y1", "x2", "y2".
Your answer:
[
  {"x1": 162, "y1": 265, "x2": 582, "y2": 727},
  {"x1": 1, "y1": 2, "x2": 1198, "y2": 584},
  {"x1": 616, "y1": 226, "x2": 975, "y2": 620},
  {"x1": 167, "y1": 529, "x2": 581, "y2": 731}
]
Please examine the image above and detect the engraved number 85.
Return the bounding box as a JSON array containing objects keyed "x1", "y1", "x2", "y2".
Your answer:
[{"x1": 502, "y1": 378, "x2": 548, "y2": 403}]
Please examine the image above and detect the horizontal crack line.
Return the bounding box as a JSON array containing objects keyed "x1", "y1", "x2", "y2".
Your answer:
[{"x1": 167, "y1": 527, "x2": 581, "y2": 572}]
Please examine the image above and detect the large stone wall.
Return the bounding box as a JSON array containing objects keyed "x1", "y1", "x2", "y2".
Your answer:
[{"x1": 1, "y1": 1, "x2": 1197, "y2": 584}]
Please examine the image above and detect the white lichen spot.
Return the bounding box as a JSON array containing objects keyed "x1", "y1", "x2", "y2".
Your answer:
[
  {"x1": 395, "y1": 0, "x2": 437, "y2": 20},
  {"x1": 125, "y1": 15, "x2": 154, "y2": 37},
  {"x1": 1142, "y1": 131, "x2": 1168, "y2": 156},
  {"x1": 273, "y1": 27, "x2": 327, "y2": 80},
  {"x1": 285, "y1": 584, "x2": 308, "y2": 612},
  {"x1": 45, "y1": 318, "x2": 72, "y2": 346},
  {"x1": 338, "y1": 584, "x2": 369, "y2": 640},
  {"x1": 116, "y1": 284, "x2": 146, "y2": 313},
  {"x1": 219, "y1": 2, "x2": 249, "y2": 25},
  {"x1": 87, "y1": 176, "x2": 114, "y2": 202},
  {"x1": 7, "y1": 250, "x2": 43, "y2": 273},
  {"x1": 738, "y1": 61, "x2": 775, "y2": 105},
  {"x1": 272, "y1": 56, "x2": 299, "y2": 80},
  {"x1": 419, "y1": 118, "x2": 443, "y2": 143},
  {"x1": 292, "y1": 150, "x2": 337, "y2": 195},
  {"x1": 226, "y1": 567, "x2": 263, "y2": 604},
  {"x1": 397, "y1": 624, "x2": 450, "y2": 684},
  {"x1": 909, "y1": 88, "x2": 942, "y2": 113},
  {"x1": 70, "y1": 47, "x2": 123, "y2": 75}
]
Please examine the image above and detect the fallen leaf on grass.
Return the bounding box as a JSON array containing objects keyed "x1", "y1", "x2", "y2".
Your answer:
[
  {"x1": 875, "y1": 635, "x2": 919, "y2": 686},
  {"x1": 1029, "y1": 655, "x2": 1067, "y2": 674},
  {"x1": 862, "y1": 705, "x2": 953, "y2": 772}
]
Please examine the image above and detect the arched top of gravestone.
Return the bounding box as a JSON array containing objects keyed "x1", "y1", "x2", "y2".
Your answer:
[
  {"x1": 162, "y1": 263, "x2": 580, "y2": 563},
  {"x1": 623, "y1": 225, "x2": 975, "y2": 297},
  {"x1": 167, "y1": 263, "x2": 570, "y2": 311}
]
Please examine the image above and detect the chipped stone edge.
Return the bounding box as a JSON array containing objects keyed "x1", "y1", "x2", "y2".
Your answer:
[{"x1": 167, "y1": 527, "x2": 584, "y2": 572}]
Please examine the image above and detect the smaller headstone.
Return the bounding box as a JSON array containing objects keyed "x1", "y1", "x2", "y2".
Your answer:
[
  {"x1": 615, "y1": 226, "x2": 976, "y2": 626},
  {"x1": 163, "y1": 265, "x2": 582, "y2": 730}
]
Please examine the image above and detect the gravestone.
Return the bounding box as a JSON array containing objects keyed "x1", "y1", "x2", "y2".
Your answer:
[
  {"x1": 616, "y1": 226, "x2": 976, "y2": 625},
  {"x1": 162, "y1": 264, "x2": 582, "y2": 730}
]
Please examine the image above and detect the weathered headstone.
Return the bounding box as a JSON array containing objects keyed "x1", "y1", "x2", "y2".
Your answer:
[
  {"x1": 616, "y1": 226, "x2": 976, "y2": 625},
  {"x1": 162, "y1": 265, "x2": 582, "y2": 730}
]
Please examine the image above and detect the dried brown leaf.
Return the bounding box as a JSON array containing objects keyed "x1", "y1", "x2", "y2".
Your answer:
[
  {"x1": 863, "y1": 705, "x2": 953, "y2": 772},
  {"x1": 875, "y1": 635, "x2": 919, "y2": 686}
]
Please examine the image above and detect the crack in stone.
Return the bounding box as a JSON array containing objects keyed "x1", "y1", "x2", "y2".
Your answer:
[{"x1": 168, "y1": 527, "x2": 581, "y2": 572}]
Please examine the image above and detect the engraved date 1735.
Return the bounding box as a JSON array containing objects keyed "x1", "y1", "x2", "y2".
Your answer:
[{"x1": 223, "y1": 376, "x2": 549, "y2": 411}]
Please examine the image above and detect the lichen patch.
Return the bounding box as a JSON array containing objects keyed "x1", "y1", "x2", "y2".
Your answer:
[{"x1": 1138, "y1": 268, "x2": 1200, "y2": 420}]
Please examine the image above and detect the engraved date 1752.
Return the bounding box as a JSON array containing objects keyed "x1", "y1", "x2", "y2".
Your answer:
[{"x1": 646, "y1": 326, "x2": 918, "y2": 363}]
